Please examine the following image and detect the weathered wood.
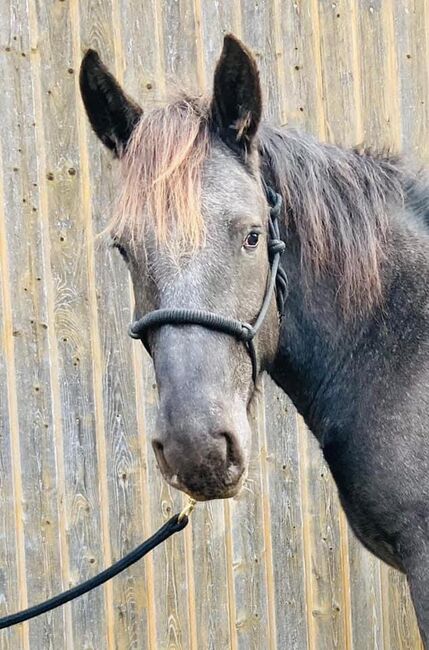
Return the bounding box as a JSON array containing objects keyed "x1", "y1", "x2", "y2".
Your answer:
[
  {"x1": 0, "y1": 2, "x2": 68, "y2": 648},
  {"x1": 0, "y1": 2, "x2": 427, "y2": 648},
  {"x1": 264, "y1": 380, "x2": 308, "y2": 650},
  {"x1": 394, "y1": 0, "x2": 429, "y2": 163},
  {"x1": 240, "y1": 0, "x2": 282, "y2": 124},
  {"x1": 356, "y1": 1, "x2": 401, "y2": 152},
  {"x1": 297, "y1": 417, "x2": 350, "y2": 650},
  {"x1": 228, "y1": 395, "x2": 271, "y2": 650},
  {"x1": 29, "y1": 0, "x2": 109, "y2": 647},
  {"x1": 273, "y1": 0, "x2": 325, "y2": 134},
  {"x1": 0, "y1": 93, "x2": 26, "y2": 650}
]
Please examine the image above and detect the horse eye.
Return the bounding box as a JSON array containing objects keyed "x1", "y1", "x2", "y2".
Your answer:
[
  {"x1": 113, "y1": 241, "x2": 129, "y2": 263},
  {"x1": 243, "y1": 232, "x2": 260, "y2": 249}
]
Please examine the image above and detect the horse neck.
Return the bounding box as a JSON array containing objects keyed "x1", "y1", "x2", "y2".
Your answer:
[
  {"x1": 268, "y1": 221, "x2": 429, "y2": 446},
  {"x1": 268, "y1": 235, "x2": 362, "y2": 440}
]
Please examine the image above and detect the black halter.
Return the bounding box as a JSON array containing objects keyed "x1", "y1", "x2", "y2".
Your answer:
[{"x1": 128, "y1": 187, "x2": 287, "y2": 382}]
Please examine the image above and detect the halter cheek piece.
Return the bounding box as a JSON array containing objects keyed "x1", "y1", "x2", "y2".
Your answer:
[{"x1": 128, "y1": 187, "x2": 287, "y2": 383}]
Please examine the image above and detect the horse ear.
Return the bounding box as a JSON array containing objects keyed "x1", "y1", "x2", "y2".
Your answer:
[
  {"x1": 79, "y1": 49, "x2": 142, "y2": 156},
  {"x1": 211, "y1": 34, "x2": 262, "y2": 152}
]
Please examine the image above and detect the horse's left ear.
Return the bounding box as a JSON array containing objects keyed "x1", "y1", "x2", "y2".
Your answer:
[
  {"x1": 79, "y1": 49, "x2": 142, "y2": 156},
  {"x1": 211, "y1": 34, "x2": 262, "y2": 153}
]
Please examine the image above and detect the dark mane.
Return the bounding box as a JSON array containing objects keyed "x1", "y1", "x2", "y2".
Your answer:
[
  {"x1": 259, "y1": 125, "x2": 409, "y2": 313},
  {"x1": 402, "y1": 172, "x2": 429, "y2": 231}
]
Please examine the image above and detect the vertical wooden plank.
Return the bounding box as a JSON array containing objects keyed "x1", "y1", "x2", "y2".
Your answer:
[
  {"x1": 252, "y1": 6, "x2": 313, "y2": 646},
  {"x1": 29, "y1": 0, "x2": 109, "y2": 646},
  {"x1": 264, "y1": 380, "x2": 308, "y2": 650},
  {"x1": 0, "y1": 3, "x2": 68, "y2": 648},
  {"x1": 117, "y1": 4, "x2": 168, "y2": 650},
  {"x1": 118, "y1": 4, "x2": 175, "y2": 650},
  {"x1": 223, "y1": 500, "x2": 238, "y2": 650},
  {"x1": 317, "y1": 0, "x2": 362, "y2": 146},
  {"x1": 161, "y1": 0, "x2": 200, "y2": 90},
  {"x1": 297, "y1": 5, "x2": 363, "y2": 650},
  {"x1": 394, "y1": 0, "x2": 429, "y2": 162},
  {"x1": 347, "y1": 546, "x2": 384, "y2": 650},
  {"x1": 257, "y1": 392, "x2": 280, "y2": 650},
  {"x1": 28, "y1": 5, "x2": 74, "y2": 647},
  {"x1": 0, "y1": 117, "x2": 25, "y2": 650},
  {"x1": 120, "y1": 0, "x2": 166, "y2": 106},
  {"x1": 197, "y1": 13, "x2": 245, "y2": 650},
  {"x1": 187, "y1": 500, "x2": 231, "y2": 650},
  {"x1": 273, "y1": 0, "x2": 326, "y2": 135},
  {"x1": 69, "y1": 5, "x2": 116, "y2": 643},
  {"x1": 297, "y1": 418, "x2": 349, "y2": 650},
  {"x1": 240, "y1": 0, "x2": 282, "y2": 123},
  {"x1": 385, "y1": 567, "x2": 424, "y2": 650},
  {"x1": 356, "y1": 1, "x2": 401, "y2": 151},
  {"x1": 223, "y1": 8, "x2": 279, "y2": 649},
  {"x1": 228, "y1": 400, "x2": 271, "y2": 650},
  {"x1": 200, "y1": 0, "x2": 241, "y2": 82}
]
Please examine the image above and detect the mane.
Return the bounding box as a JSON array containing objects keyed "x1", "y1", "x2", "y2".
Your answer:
[
  {"x1": 259, "y1": 126, "x2": 407, "y2": 313},
  {"x1": 113, "y1": 95, "x2": 420, "y2": 315},
  {"x1": 113, "y1": 94, "x2": 210, "y2": 250}
]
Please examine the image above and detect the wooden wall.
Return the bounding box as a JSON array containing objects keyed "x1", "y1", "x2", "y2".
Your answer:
[{"x1": 0, "y1": 1, "x2": 427, "y2": 648}]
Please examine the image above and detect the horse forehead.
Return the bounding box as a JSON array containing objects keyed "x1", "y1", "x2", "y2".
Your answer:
[
  {"x1": 151, "y1": 251, "x2": 230, "y2": 307},
  {"x1": 202, "y1": 147, "x2": 264, "y2": 210}
]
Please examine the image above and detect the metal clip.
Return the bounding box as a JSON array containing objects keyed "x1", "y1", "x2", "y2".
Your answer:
[{"x1": 178, "y1": 497, "x2": 197, "y2": 522}]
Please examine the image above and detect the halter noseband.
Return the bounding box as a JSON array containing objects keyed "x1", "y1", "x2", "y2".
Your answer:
[{"x1": 128, "y1": 187, "x2": 287, "y2": 383}]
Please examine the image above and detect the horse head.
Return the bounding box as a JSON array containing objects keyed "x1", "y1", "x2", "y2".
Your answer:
[{"x1": 80, "y1": 36, "x2": 281, "y2": 500}]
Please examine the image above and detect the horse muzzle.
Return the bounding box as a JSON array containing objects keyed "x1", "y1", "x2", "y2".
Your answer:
[{"x1": 152, "y1": 406, "x2": 248, "y2": 500}]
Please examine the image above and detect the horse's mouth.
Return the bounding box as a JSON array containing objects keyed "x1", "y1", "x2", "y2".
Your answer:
[
  {"x1": 154, "y1": 447, "x2": 247, "y2": 501},
  {"x1": 168, "y1": 472, "x2": 246, "y2": 501}
]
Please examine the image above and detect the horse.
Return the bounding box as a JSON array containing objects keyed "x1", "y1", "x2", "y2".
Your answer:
[{"x1": 79, "y1": 35, "x2": 429, "y2": 646}]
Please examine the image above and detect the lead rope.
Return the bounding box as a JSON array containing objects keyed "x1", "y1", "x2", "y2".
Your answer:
[{"x1": 0, "y1": 497, "x2": 197, "y2": 629}]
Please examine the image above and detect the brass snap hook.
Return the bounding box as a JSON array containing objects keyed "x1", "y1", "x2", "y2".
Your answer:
[{"x1": 178, "y1": 497, "x2": 197, "y2": 522}]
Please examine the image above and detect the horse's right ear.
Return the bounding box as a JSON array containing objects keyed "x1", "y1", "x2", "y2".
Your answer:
[
  {"x1": 79, "y1": 50, "x2": 142, "y2": 156},
  {"x1": 211, "y1": 34, "x2": 262, "y2": 153}
]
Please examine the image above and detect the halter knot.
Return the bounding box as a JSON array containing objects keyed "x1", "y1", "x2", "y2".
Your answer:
[
  {"x1": 268, "y1": 239, "x2": 286, "y2": 258},
  {"x1": 267, "y1": 188, "x2": 283, "y2": 218}
]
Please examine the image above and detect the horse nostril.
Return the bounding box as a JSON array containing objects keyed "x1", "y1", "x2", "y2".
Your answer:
[
  {"x1": 220, "y1": 431, "x2": 243, "y2": 468},
  {"x1": 152, "y1": 440, "x2": 172, "y2": 477}
]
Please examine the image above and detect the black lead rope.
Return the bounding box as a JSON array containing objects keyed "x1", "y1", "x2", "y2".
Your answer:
[{"x1": 0, "y1": 514, "x2": 189, "y2": 630}]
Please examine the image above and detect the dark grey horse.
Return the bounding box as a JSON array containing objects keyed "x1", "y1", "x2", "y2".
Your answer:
[{"x1": 80, "y1": 35, "x2": 429, "y2": 646}]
